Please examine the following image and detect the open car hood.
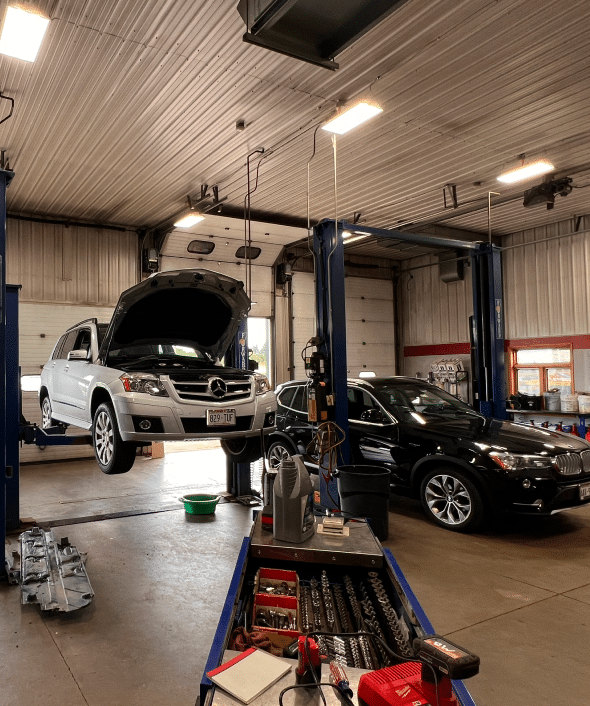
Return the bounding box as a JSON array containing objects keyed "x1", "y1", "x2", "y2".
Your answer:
[{"x1": 100, "y1": 269, "x2": 250, "y2": 363}]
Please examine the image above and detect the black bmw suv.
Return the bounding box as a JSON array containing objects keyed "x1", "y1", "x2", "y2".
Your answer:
[{"x1": 266, "y1": 377, "x2": 590, "y2": 532}]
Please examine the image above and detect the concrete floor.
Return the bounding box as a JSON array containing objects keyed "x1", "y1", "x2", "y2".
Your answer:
[{"x1": 2, "y1": 447, "x2": 590, "y2": 706}]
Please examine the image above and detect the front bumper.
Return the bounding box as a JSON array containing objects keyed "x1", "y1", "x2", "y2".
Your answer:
[
  {"x1": 503, "y1": 474, "x2": 590, "y2": 515},
  {"x1": 111, "y1": 390, "x2": 276, "y2": 442}
]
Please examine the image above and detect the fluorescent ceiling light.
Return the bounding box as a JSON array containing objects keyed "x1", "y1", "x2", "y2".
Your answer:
[
  {"x1": 322, "y1": 102, "x2": 383, "y2": 135},
  {"x1": 497, "y1": 159, "x2": 554, "y2": 184},
  {"x1": 342, "y1": 231, "x2": 369, "y2": 245},
  {"x1": 173, "y1": 213, "x2": 205, "y2": 228},
  {"x1": 0, "y1": 5, "x2": 50, "y2": 62}
]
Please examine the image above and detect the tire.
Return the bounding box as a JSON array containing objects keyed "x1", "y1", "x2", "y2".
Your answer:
[
  {"x1": 221, "y1": 437, "x2": 263, "y2": 464},
  {"x1": 419, "y1": 467, "x2": 485, "y2": 532},
  {"x1": 40, "y1": 395, "x2": 56, "y2": 429},
  {"x1": 267, "y1": 439, "x2": 297, "y2": 471},
  {"x1": 92, "y1": 402, "x2": 137, "y2": 475}
]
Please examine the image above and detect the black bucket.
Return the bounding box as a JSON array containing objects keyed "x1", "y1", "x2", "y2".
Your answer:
[{"x1": 335, "y1": 465, "x2": 391, "y2": 541}]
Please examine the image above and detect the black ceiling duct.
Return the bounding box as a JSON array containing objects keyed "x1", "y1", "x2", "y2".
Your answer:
[{"x1": 237, "y1": 0, "x2": 411, "y2": 70}]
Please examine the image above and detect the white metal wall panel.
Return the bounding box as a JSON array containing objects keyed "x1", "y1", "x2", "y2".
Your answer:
[
  {"x1": 291, "y1": 273, "x2": 395, "y2": 379},
  {"x1": 160, "y1": 255, "x2": 272, "y2": 318},
  {"x1": 19, "y1": 302, "x2": 116, "y2": 463},
  {"x1": 19, "y1": 302, "x2": 116, "y2": 375},
  {"x1": 503, "y1": 216, "x2": 590, "y2": 338},
  {"x1": 400, "y1": 255, "x2": 473, "y2": 346},
  {"x1": 6, "y1": 219, "x2": 137, "y2": 304}
]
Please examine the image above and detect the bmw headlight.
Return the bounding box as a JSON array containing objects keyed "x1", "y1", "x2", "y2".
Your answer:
[
  {"x1": 489, "y1": 451, "x2": 553, "y2": 471},
  {"x1": 254, "y1": 373, "x2": 271, "y2": 395},
  {"x1": 120, "y1": 373, "x2": 168, "y2": 397}
]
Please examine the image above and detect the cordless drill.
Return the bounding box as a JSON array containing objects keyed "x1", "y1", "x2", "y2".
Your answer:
[{"x1": 357, "y1": 635, "x2": 480, "y2": 706}]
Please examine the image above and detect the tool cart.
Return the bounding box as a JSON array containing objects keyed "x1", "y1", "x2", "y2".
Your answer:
[{"x1": 198, "y1": 514, "x2": 479, "y2": 706}]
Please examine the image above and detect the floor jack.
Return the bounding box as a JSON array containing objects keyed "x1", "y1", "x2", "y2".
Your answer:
[{"x1": 358, "y1": 635, "x2": 479, "y2": 706}]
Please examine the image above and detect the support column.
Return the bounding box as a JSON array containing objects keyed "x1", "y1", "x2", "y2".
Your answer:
[
  {"x1": 0, "y1": 168, "x2": 14, "y2": 580},
  {"x1": 226, "y1": 319, "x2": 253, "y2": 497},
  {"x1": 470, "y1": 243, "x2": 506, "y2": 419},
  {"x1": 313, "y1": 220, "x2": 349, "y2": 509}
]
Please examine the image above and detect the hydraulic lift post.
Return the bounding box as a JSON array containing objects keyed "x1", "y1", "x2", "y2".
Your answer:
[
  {"x1": 226, "y1": 319, "x2": 255, "y2": 497},
  {"x1": 0, "y1": 168, "x2": 15, "y2": 581},
  {"x1": 311, "y1": 219, "x2": 507, "y2": 510}
]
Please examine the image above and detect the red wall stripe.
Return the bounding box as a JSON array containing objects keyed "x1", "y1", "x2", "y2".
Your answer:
[
  {"x1": 404, "y1": 335, "x2": 590, "y2": 357},
  {"x1": 404, "y1": 343, "x2": 471, "y2": 357}
]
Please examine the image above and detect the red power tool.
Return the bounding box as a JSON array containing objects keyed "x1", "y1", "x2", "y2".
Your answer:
[{"x1": 358, "y1": 635, "x2": 480, "y2": 706}]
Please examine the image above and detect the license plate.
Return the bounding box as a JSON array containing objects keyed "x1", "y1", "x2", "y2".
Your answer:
[
  {"x1": 580, "y1": 483, "x2": 590, "y2": 501},
  {"x1": 207, "y1": 409, "x2": 236, "y2": 427}
]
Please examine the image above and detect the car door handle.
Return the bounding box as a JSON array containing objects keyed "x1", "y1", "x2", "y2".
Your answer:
[{"x1": 63, "y1": 365, "x2": 69, "y2": 372}]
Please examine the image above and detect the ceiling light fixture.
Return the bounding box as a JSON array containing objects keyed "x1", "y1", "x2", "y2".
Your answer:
[
  {"x1": 0, "y1": 5, "x2": 50, "y2": 62},
  {"x1": 342, "y1": 231, "x2": 369, "y2": 245},
  {"x1": 322, "y1": 101, "x2": 383, "y2": 135},
  {"x1": 173, "y1": 195, "x2": 205, "y2": 228},
  {"x1": 497, "y1": 159, "x2": 554, "y2": 184}
]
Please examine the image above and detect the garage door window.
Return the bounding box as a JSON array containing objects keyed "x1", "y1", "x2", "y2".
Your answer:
[{"x1": 510, "y1": 346, "x2": 573, "y2": 395}]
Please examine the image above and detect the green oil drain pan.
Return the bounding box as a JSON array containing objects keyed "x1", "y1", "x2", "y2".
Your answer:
[{"x1": 179, "y1": 494, "x2": 220, "y2": 515}]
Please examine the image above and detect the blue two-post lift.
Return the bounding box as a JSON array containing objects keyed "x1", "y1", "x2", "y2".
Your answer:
[{"x1": 311, "y1": 218, "x2": 507, "y2": 508}]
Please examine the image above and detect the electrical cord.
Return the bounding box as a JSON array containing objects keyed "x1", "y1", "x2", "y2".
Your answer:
[
  {"x1": 308, "y1": 631, "x2": 442, "y2": 706},
  {"x1": 306, "y1": 421, "x2": 346, "y2": 509},
  {"x1": 278, "y1": 636, "x2": 355, "y2": 706}
]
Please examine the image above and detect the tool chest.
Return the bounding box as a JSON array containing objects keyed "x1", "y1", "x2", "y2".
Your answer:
[{"x1": 199, "y1": 515, "x2": 478, "y2": 706}]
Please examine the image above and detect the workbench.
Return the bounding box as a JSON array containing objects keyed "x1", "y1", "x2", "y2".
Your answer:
[{"x1": 198, "y1": 515, "x2": 478, "y2": 706}]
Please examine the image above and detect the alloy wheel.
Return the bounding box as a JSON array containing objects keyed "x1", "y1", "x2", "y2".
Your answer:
[
  {"x1": 424, "y1": 473, "x2": 472, "y2": 526},
  {"x1": 41, "y1": 397, "x2": 52, "y2": 429},
  {"x1": 268, "y1": 444, "x2": 292, "y2": 470},
  {"x1": 95, "y1": 410, "x2": 114, "y2": 466}
]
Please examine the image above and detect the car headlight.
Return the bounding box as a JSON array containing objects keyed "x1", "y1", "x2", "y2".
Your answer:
[
  {"x1": 120, "y1": 373, "x2": 168, "y2": 397},
  {"x1": 254, "y1": 373, "x2": 271, "y2": 395},
  {"x1": 489, "y1": 451, "x2": 553, "y2": 471}
]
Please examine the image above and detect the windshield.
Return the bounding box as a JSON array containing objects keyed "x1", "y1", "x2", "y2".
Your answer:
[{"x1": 374, "y1": 383, "x2": 481, "y2": 423}]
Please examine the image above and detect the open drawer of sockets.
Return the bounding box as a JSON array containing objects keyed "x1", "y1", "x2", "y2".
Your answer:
[
  {"x1": 239, "y1": 562, "x2": 421, "y2": 668},
  {"x1": 252, "y1": 568, "x2": 300, "y2": 656},
  {"x1": 297, "y1": 567, "x2": 417, "y2": 671}
]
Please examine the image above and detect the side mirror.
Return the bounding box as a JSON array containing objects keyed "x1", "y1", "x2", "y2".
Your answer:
[
  {"x1": 68, "y1": 349, "x2": 91, "y2": 361},
  {"x1": 248, "y1": 359, "x2": 259, "y2": 371},
  {"x1": 360, "y1": 408, "x2": 386, "y2": 423}
]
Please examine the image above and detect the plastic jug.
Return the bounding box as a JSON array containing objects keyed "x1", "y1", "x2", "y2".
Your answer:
[{"x1": 273, "y1": 454, "x2": 315, "y2": 543}]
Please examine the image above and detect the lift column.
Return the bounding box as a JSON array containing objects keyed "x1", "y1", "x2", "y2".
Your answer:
[
  {"x1": 313, "y1": 220, "x2": 350, "y2": 509},
  {"x1": 225, "y1": 319, "x2": 254, "y2": 497},
  {"x1": 470, "y1": 242, "x2": 507, "y2": 420},
  {"x1": 0, "y1": 167, "x2": 15, "y2": 580}
]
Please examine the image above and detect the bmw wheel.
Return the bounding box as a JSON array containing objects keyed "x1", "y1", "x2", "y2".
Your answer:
[
  {"x1": 267, "y1": 439, "x2": 297, "y2": 471},
  {"x1": 221, "y1": 437, "x2": 263, "y2": 463},
  {"x1": 419, "y1": 467, "x2": 485, "y2": 532},
  {"x1": 92, "y1": 402, "x2": 137, "y2": 475}
]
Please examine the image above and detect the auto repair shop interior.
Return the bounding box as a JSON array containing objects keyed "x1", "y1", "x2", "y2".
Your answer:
[{"x1": 2, "y1": 2, "x2": 590, "y2": 705}]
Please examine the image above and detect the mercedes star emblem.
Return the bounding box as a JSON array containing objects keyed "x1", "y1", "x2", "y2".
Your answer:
[{"x1": 208, "y1": 377, "x2": 227, "y2": 398}]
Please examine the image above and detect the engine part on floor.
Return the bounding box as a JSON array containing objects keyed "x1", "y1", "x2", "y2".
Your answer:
[
  {"x1": 272, "y1": 454, "x2": 314, "y2": 543},
  {"x1": 19, "y1": 527, "x2": 94, "y2": 612},
  {"x1": 357, "y1": 635, "x2": 480, "y2": 706}
]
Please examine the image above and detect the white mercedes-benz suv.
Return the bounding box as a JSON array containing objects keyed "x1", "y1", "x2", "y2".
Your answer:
[{"x1": 39, "y1": 269, "x2": 277, "y2": 474}]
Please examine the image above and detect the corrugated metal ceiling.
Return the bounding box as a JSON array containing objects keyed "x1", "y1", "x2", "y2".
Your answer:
[{"x1": 1, "y1": 0, "x2": 589, "y2": 256}]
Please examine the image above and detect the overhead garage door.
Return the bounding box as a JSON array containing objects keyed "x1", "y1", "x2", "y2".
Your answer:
[
  {"x1": 20, "y1": 303, "x2": 115, "y2": 464},
  {"x1": 291, "y1": 273, "x2": 396, "y2": 379}
]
